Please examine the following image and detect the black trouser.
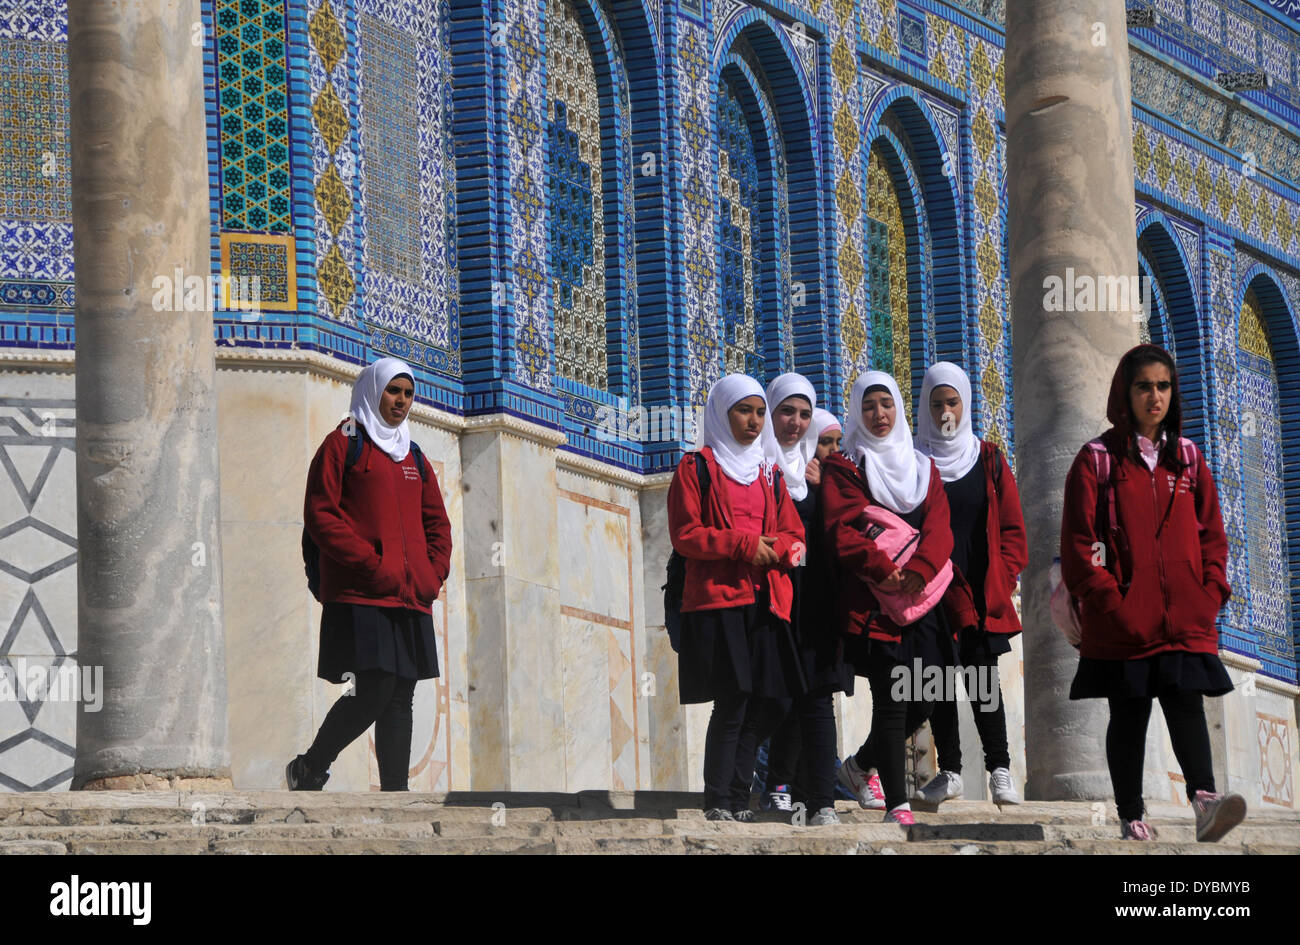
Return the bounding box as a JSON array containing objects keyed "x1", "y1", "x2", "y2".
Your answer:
[
  {"x1": 765, "y1": 707, "x2": 803, "y2": 791},
  {"x1": 1106, "y1": 692, "x2": 1215, "y2": 822},
  {"x1": 303, "y1": 668, "x2": 417, "y2": 791},
  {"x1": 740, "y1": 692, "x2": 838, "y2": 813},
  {"x1": 854, "y1": 656, "x2": 934, "y2": 811},
  {"x1": 728, "y1": 697, "x2": 791, "y2": 811},
  {"x1": 932, "y1": 659, "x2": 1011, "y2": 774}
]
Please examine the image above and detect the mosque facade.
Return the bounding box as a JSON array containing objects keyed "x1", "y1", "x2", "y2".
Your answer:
[{"x1": 0, "y1": 0, "x2": 1297, "y2": 809}]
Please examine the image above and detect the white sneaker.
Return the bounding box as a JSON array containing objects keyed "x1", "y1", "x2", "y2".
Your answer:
[
  {"x1": 1193, "y1": 790, "x2": 1246, "y2": 843},
  {"x1": 988, "y1": 767, "x2": 1021, "y2": 805},
  {"x1": 809, "y1": 807, "x2": 840, "y2": 826},
  {"x1": 837, "y1": 756, "x2": 885, "y2": 810},
  {"x1": 914, "y1": 770, "x2": 963, "y2": 805}
]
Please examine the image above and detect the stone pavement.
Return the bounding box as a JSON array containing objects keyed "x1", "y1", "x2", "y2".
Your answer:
[{"x1": 1, "y1": 791, "x2": 1297, "y2": 854}]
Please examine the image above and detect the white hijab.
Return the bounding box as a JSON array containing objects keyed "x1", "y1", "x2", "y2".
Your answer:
[
  {"x1": 760, "y1": 373, "x2": 817, "y2": 500},
  {"x1": 842, "y1": 371, "x2": 932, "y2": 514},
  {"x1": 349, "y1": 357, "x2": 414, "y2": 463},
  {"x1": 915, "y1": 361, "x2": 982, "y2": 483},
  {"x1": 695, "y1": 373, "x2": 768, "y2": 485},
  {"x1": 811, "y1": 408, "x2": 842, "y2": 442}
]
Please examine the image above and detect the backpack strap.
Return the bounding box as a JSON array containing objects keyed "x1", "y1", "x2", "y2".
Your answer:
[
  {"x1": 990, "y1": 443, "x2": 1004, "y2": 501},
  {"x1": 1086, "y1": 438, "x2": 1115, "y2": 535},
  {"x1": 344, "y1": 427, "x2": 364, "y2": 469},
  {"x1": 1177, "y1": 436, "x2": 1198, "y2": 494},
  {"x1": 410, "y1": 440, "x2": 428, "y2": 482}
]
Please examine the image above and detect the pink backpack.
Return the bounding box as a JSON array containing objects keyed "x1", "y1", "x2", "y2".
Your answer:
[
  {"x1": 856, "y1": 504, "x2": 954, "y2": 626},
  {"x1": 1051, "y1": 436, "x2": 1199, "y2": 646}
]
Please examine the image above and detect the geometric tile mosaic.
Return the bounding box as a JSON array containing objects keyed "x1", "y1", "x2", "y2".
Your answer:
[
  {"x1": 360, "y1": 13, "x2": 420, "y2": 283},
  {"x1": 219, "y1": 231, "x2": 297, "y2": 310},
  {"x1": 0, "y1": 396, "x2": 76, "y2": 793},
  {"x1": 717, "y1": 73, "x2": 762, "y2": 379},
  {"x1": 548, "y1": 0, "x2": 607, "y2": 391},
  {"x1": 214, "y1": 0, "x2": 292, "y2": 233},
  {"x1": 1237, "y1": 287, "x2": 1294, "y2": 681},
  {"x1": 866, "y1": 144, "x2": 910, "y2": 409},
  {"x1": 0, "y1": 39, "x2": 70, "y2": 222},
  {"x1": 356, "y1": 0, "x2": 458, "y2": 369},
  {"x1": 0, "y1": 3, "x2": 67, "y2": 42},
  {"x1": 310, "y1": 0, "x2": 356, "y2": 322}
]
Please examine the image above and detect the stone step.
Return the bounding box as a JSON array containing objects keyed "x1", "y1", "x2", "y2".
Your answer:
[{"x1": 1, "y1": 791, "x2": 1294, "y2": 854}]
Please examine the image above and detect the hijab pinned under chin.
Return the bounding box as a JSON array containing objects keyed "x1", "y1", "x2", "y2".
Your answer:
[
  {"x1": 841, "y1": 371, "x2": 931, "y2": 515},
  {"x1": 349, "y1": 357, "x2": 414, "y2": 463},
  {"x1": 915, "y1": 361, "x2": 981, "y2": 483},
  {"x1": 760, "y1": 373, "x2": 817, "y2": 500},
  {"x1": 695, "y1": 373, "x2": 768, "y2": 485}
]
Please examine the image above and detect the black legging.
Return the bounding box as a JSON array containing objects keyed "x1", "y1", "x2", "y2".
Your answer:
[
  {"x1": 1107, "y1": 692, "x2": 1215, "y2": 822},
  {"x1": 855, "y1": 654, "x2": 935, "y2": 811},
  {"x1": 765, "y1": 707, "x2": 803, "y2": 790},
  {"x1": 735, "y1": 692, "x2": 838, "y2": 813},
  {"x1": 932, "y1": 659, "x2": 1011, "y2": 774},
  {"x1": 303, "y1": 668, "x2": 417, "y2": 790},
  {"x1": 730, "y1": 697, "x2": 791, "y2": 810}
]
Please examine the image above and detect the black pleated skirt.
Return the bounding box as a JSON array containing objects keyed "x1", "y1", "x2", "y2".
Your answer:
[
  {"x1": 789, "y1": 564, "x2": 855, "y2": 696},
  {"x1": 1069, "y1": 651, "x2": 1233, "y2": 700},
  {"x1": 957, "y1": 626, "x2": 1015, "y2": 666},
  {"x1": 844, "y1": 601, "x2": 957, "y2": 676},
  {"x1": 317, "y1": 602, "x2": 440, "y2": 684},
  {"x1": 678, "y1": 591, "x2": 806, "y2": 704}
]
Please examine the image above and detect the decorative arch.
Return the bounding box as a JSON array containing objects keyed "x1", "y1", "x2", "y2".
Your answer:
[
  {"x1": 714, "y1": 61, "x2": 775, "y2": 377},
  {"x1": 1232, "y1": 268, "x2": 1300, "y2": 683},
  {"x1": 1135, "y1": 253, "x2": 1169, "y2": 349},
  {"x1": 544, "y1": 0, "x2": 637, "y2": 396},
  {"x1": 710, "y1": 13, "x2": 825, "y2": 390},
  {"x1": 864, "y1": 132, "x2": 919, "y2": 426},
  {"x1": 1135, "y1": 214, "x2": 1204, "y2": 440},
  {"x1": 863, "y1": 87, "x2": 964, "y2": 368}
]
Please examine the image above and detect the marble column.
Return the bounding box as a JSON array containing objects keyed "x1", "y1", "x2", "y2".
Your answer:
[
  {"x1": 1005, "y1": 0, "x2": 1142, "y2": 799},
  {"x1": 460, "y1": 419, "x2": 567, "y2": 791},
  {"x1": 68, "y1": 0, "x2": 231, "y2": 789}
]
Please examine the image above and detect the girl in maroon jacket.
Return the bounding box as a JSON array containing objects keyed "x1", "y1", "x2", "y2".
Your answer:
[
  {"x1": 286, "y1": 357, "x2": 453, "y2": 791},
  {"x1": 1061, "y1": 344, "x2": 1245, "y2": 842},
  {"x1": 913, "y1": 362, "x2": 1028, "y2": 807},
  {"x1": 667, "y1": 373, "x2": 807, "y2": 821},
  {"x1": 825, "y1": 371, "x2": 974, "y2": 824}
]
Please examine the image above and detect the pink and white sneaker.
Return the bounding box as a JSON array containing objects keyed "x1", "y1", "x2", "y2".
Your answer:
[
  {"x1": 865, "y1": 772, "x2": 886, "y2": 810},
  {"x1": 1120, "y1": 818, "x2": 1156, "y2": 841},
  {"x1": 837, "y1": 756, "x2": 886, "y2": 810},
  {"x1": 885, "y1": 805, "x2": 915, "y2": 825},
  {"x1": 1193, "y1": 790, "x2": 1246, "y2": 843}
]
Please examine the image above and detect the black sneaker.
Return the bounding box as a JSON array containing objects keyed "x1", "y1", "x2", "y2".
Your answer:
[{"x1": 285, "y1": 754, "x2": 329, "y2": 791}]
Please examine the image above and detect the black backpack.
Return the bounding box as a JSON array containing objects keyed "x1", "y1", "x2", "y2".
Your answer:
[
  {"x1": 661, "y1": 455, "x2": 783, "y2": 653},
  {"x1": 302, "y1": 428, "x2": 426, "y2": 602},
  {"x1": 662, "y1": 454, "x2": 710, "y2": 653}
]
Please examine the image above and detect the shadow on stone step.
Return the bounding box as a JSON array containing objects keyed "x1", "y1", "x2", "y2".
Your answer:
[{"x1": 439, "y1": 790, "x2": 702, "y2": 816}]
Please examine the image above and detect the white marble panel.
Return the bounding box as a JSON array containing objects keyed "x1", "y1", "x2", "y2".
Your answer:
[{"x1": 560, "y1": 615, "x2": 612, "y2": 790}]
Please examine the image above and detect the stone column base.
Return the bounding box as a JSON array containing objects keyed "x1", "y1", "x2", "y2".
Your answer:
[{"x1": 75, "y1": 772, "x2": 235, "y2": 791}]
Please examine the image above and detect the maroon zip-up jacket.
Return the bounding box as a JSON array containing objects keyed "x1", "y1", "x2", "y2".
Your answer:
[
  {"x1": 974, "y1": 440, "x2": 1029, "y2": 635},
  {"x1": 305, "y1": 423, "x2": 453, "y2": 613},
  {"x1": 821, "y1": 451, "x2": 978, "y2": 644},
  {"x1": 1060, "y1": 358, "x2": 1230, "y2": 661},
  {"x1": 667, "y1": 447, "x2": 805, "y2": 623}
]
